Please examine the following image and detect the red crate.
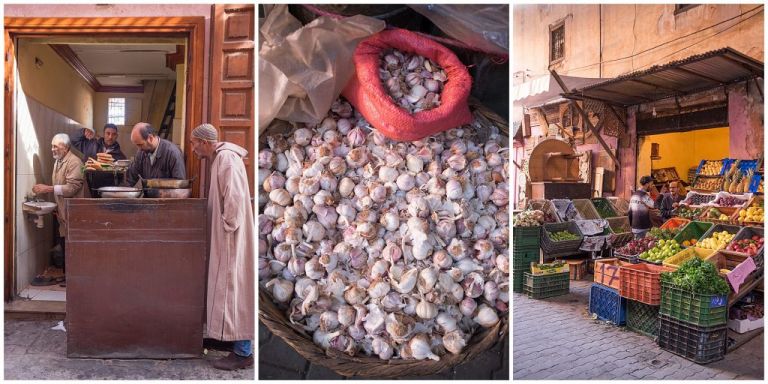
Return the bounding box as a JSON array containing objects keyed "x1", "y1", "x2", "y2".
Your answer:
[
  {"x1": 594, "y1": 258, "x2": 630, "y2": 290},
  {"x1": 619, "y1": 263, "x2": 669, "y2": 305}
]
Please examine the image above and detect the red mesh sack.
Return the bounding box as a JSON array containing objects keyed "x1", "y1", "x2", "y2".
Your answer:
[{"x1": 342, "y1": 28, "x2": 473, "y2": 141}]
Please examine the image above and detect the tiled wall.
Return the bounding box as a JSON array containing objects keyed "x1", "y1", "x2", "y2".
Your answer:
[{"x1": 14, "y1": 91, "x2": 82, "y2": 293}]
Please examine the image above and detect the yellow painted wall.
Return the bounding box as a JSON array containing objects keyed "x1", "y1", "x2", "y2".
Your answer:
[
  {"x1": 16, "y1": 41, "x2": 93, "y2": 128},
  {"x1": 637, "y1": 127, "x2": 730, "y2": 185}
]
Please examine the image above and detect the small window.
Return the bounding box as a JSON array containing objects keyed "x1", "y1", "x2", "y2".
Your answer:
[
  {"x1": 550, "y1": 23, "x2": 565, "y2": 63},
  {"x1": 107, "y1": 98, "x2": 125, "y2": 126},
  {"x1": 675, "y1": 4, "x2": 699, "y2": 14}
]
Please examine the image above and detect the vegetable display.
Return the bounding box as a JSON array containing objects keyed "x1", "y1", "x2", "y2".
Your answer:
[
  {"x1": 640, "y1": 239, "x2": 682, "y2": 263},
  {"x1": 547, "y1": 230, "x2": 580, "y2": 242},
  {"x1": 648, "y1": 227, "x2": 680, "y2": 240},
  {"x1": 514, "y1": 210, "x2": 545, "y2": 227},
  {"x1": 675, "y1": 206, "x2": 705, "y2": 220},
  {"x1": 615, "y1": 237, "x2": 656, "y2": 256},
  {"x1": 703, "y1": 207, "x2": 731, "y2": 222},
  {"x1": 660, "y1": 258, "x2": 730, "y2": 295},
  {"x1": 379, "y1": 49, "x2": 446, "y2": 114}
]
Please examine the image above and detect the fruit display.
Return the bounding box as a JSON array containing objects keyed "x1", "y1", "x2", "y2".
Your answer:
[
  {"x1": 697, "y1": 231, "x2": 736, "y2": 250},
  {"x1": 681, "y1": 238, "x2": 699, "y2": 247},
  {"x1": 692, "y1": 177, "x2": 723, "y2": 191},
  {"x1": 640, "y1": 239, "x2": 683, "y2": 263},
  {"x1": 702, "y1": 207, "x2": 731, "y2": 222},
  {"x1": 660, "y1": 258, "x2": 730, "y2": 295},
  {"x1": 675, "y1": 205, "x2": 705, "y2": 220},
  {"x1": 548, "y1": 230, "x2": 580, "y2": 242},
  {"x1": 652, "y1": 167, "x2": 679, "y2": 182},
  {"x1": 759, "y1": 178, "x2": 763, "y2": 193},
  {"x1": 736, "y1": 206, "x2": 764, "y2": 224},
  {"x1": 648, "y1": 227, "x2": 680, "y2": 240},
  {"x1": 726, "y1": 236, "x2": 764, "y2": 256},
  {"x1": 514, "y1": 210, "x2": 545, "y2": 227},
  {"x1": 699, "y1": 160, "x2": 724, "y2": 176},
  {"x1": 682, "y1": 192, "x2": 716, "y2": 206},
  {"x1": 616, "y1": 237, "x2": 657, "y2": 256},
  {"x1": 713, "y1": 194, "x2": 749, "y2": 207}
]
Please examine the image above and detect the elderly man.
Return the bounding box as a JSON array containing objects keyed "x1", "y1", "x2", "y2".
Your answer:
[
  {"x1": 72, "y1": 123, "x2": 126, "y2": 161},
  {"x1": 659, "y1": 180, "x2": 686, "y2": 221},
  {"x1": 190, "y1": 123, "x2": 253, "y2": 370},
  {"x1": 125, "y1": 122, "x2": 186, "y2": 186},
  {"x1": 32, "y1": 133, "x2": 86, "y2": 285}
]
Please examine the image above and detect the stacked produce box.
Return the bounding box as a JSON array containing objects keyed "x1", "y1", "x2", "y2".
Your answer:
[{"x1": 513, "y1": 211, "x2": 544, "y2": 293}]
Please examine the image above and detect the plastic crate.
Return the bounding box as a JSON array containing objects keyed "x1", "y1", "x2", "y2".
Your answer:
[
  {"x1": 673, "y1": 221, "x2": 713, "y2": 247},
  {"x1": 704, "y1": 251, "x2": 757, "y2": 294},
  {"x1": 607, "y1": 197, "x2": 630, "y2": 216},
  {"x1": 594, "y1": 258, "x2": 628, "y2": 290},
  {"x1": 551, "y1": 199, "x2": 582, "y2": 222},
  {"x1": 737, "y1": 159, "x2": 759, "y2": 174},
  {"x1": 589, "y1": 284, "x2": 627, "y2": 325},
  {"x1": 681, "y1": 191, "x2": 717, "y2": 207},
  {"x1": 697, "y1": 206, "x2": 738, "y2": 225},
  {"x1": 512, "y1": 268, "x2": 527, "y2": 293},
  {"x1": 619, "y1": 263, "x2": 668, "y2": 305},
  {"x1": 525, "y1": 199, "x2": 562, "y2": 224},
  {"x1": 697, "y1": 223, "x2": 742, "y2": 250},
  {"x1": 573, "y1": 199, "x2": 600, "y2": 220},
  {"x1": 660, "y1": 217, "x2": 691, "y2": 230},
  {"x1": 657, "y1": 314, "x2": 727, "y2": 364},
  {"x1": 513, "y1": 226, "x2": 542, "y2": 249},
  {"x1": 606, "y1": 216, "x2": 633, "y2": 248},
  {"x1": 696, "y1": 159, "x2": 729, "y2": 176},
  {"x1": 523, "y1": 272, "x2": 570, "y2": 299},
  {"x1": 541, "y1": 222, "x2": 583, "y2": 256},
  {"x1": 627, "y1": 300, "x2": 660, "y2": 338},
  {"x1": 748, "y1": 174, "x2": 762, "y2": 193},
  {"x1": 591, "y1": 198, "x2": 619, "y2": 218},
  {"x1": 513, "y1": 248, "x2": 540, "y2": 270},
  {"x1": 662, "y1": 247, "x2": 716, "y2": 271},
  {"x1": 726, "y1": 226, "x2": 764, "y2": 262},
  {"x1": 614, "y1": 251, "x2": 641, "y2": 264},
  {"x1": 659, "y1": 282, "x2": 727, "y2": 327}
]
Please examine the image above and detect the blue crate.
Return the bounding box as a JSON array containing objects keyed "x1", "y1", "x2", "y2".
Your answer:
[
  {"x1": 589, "y1": 283, "x2": 627, "y2": 325},
  {"x1": 696, "y1": 159, "x2": 730, "y2": 176},
  {"x1": 738, "y1": 159, "x2": 759, "y2": 174},
  {"x1": 749, "y1": 174, "x2": 762, "y2": 193}
]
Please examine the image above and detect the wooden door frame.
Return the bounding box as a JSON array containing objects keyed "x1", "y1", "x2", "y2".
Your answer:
[{"x1": 4, "y1": 17, "x2": 206, "y2": 301}]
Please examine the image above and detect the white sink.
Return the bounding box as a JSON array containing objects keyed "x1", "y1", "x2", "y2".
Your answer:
[{"x1": 23, "y1": 201, "x2": 57, "y2": 228}]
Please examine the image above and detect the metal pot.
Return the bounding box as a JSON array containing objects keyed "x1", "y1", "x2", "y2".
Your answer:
[
  {"x1": 98, "y1": 186, "x2": 143, "y2": 198},
  {"x1": 143, "y1": 188, "x2": 191, "y2": 199},
  {"x1": 144, "y1": 178, "x2": 192, "y2": 189}
]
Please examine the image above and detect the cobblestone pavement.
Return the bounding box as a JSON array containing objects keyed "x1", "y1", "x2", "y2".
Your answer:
[
  {"x1": 258, "y1": 322, "x2": 509, "y2": 379},
  {"x1": 513, "y1": 279, "x2": 764, "y2": 380},
  {"x1": 4, "y1": 320, "x2": 253, "y2": 380}
]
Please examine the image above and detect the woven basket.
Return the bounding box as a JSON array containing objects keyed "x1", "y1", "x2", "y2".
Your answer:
[
  {"x1": 259, "y1": 290, "x2": 507, "y2": 377},
  {"x1": 607, "y1": 197, "x2": 630, "y2": 216},
  {"x1": 526, "y1": 199, "x2": 561, "y2": 224},
  {"x1": 258, "y1": 101, "x2": 510, "y2": 378},
  {"x1": 573, "y1": 199, "x2": 600, "y2": 220}
]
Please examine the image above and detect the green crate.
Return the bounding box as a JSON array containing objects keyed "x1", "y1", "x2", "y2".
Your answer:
[
  {"x1": 513, "y1": 226, "x2": 542, "y2": 249},
  {"x1": 513, "y1": 267, "x2": 527, "y2": 293},
  {"x1": 592, "y1": 198, "x2": 619, "y2": 218},
  {"x1": 513, "y1": 248, "x2": 540, "y2": 270},
  {"x1": 627, "y1": 300, "x2": 660, "y2": 339},
  {"x1": 659, "y1": 282, "x2": 727, "y2": 327},
  {"x1": 673, "y1": 221, "x2": 714, "y2": 246},
  {"x1": 523, "y1": 272, "x2": 570, "y2": 299}
]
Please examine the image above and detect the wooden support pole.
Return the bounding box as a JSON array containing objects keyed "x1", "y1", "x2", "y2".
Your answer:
[{"x1": 551, "y1": 70, "x2": 620, "y2": 166}]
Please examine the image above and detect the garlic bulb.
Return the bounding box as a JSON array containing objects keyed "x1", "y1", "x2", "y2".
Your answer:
[
  {"x1": 266, "y1": 278, "x2": 293, "y2": 303},
  {"x1": 408, "y1": 334, "x2": 440, "y2": 361},
  {"x1": 416, "y1": 298, "x2": 437, "y2": 319},
  {"x1": 473, "y1": 304, "x2": 500, "y2": 328},
  {"x1": 368, "y1": 280, "x2": 391, "y2": 299},
  {"x1": 319, "y1": 311, "x2": 340, "y2": 332},
  {"x1": 436, "y1": 312, "x2": 458, "y2": 333},
  {"x1": 385, "y1": 313, "x2": 415, "y2": 343},
  {"x1": 443, "y1": 330, "x2": 466, "y2": 354},
  {"x1": 460, "y1": 297, "x2": 477, "y2": 317},
  {"x1": 372, "y1": 336, "x2": 394, "y2": 360}
]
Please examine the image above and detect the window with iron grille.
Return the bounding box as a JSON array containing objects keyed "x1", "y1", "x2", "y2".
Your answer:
[
  {"x1": 107, "y1": 98, "x2": 125, "y2": 126},
  {"x1": 550, "y1": 24, "x2": 565, "y2": 63}
]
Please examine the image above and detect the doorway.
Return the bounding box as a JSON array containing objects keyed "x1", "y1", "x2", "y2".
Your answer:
[{"x1": 4, "y1": 17, "x2": 206, "y2": 302}]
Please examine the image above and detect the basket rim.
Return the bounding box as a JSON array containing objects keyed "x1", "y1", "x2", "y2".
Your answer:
[{"x1": 258, "y1": 289, "x2": 508, "y2": 378}]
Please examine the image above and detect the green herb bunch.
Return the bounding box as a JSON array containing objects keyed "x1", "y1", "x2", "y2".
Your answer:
[{"x1": 660, "y1": 257, "x2": 730, "y2": 295}]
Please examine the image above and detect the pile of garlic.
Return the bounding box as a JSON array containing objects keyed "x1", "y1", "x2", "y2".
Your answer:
[
  {"x1": 379, "y1": 49, "x2": 447, "y2": 114},
  {"x1": 258, "y1": 98, "x2": 509, "y2": 361}
]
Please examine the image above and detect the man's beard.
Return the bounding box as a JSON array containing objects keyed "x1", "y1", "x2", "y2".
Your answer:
[{"x1": 52, "y1": 153, "x2": 62, "y2": 160}]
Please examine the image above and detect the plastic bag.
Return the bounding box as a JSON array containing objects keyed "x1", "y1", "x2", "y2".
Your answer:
[
  {"x1": 409, "y1": 4, "x2": 508, "y2": 56},
  {"x1": 258, "y1": 5, "x2": 385, "y2": 130},
  {"x1": 342, "y1": 28, "x2": 473, "y2": 141}
]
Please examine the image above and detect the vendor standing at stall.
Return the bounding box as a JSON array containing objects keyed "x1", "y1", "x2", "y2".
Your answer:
[
  {"x1": 32, "y1": 133, "x2": 86, "y2": 285},
  {"x1": 658, "y1": 180, "x2": 686, "y2": 222},
  {"x1": 189, "y1": 123, "x2": 254, "y2": 370},
  {"x1": 628, "y1": 175, "x2": 656, "y2": 239},
  {"x1": 125, "y1": 122, "x2": 186, "y2": 186}
]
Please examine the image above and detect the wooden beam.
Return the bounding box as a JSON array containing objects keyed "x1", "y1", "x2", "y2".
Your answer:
[
  {"x1": 49, "y1": 44, "x2": 100, "y2": 90},
  {"x1": 672, "y1": 66, "x2": 723, "y2": 84},
  {"x1": 754, "y1": 77, "x2": 764, "y2": 102},
  {"x1": 606, "y1": 104, "x2": 628, "y2": 132},
  {"x1": 551, "y1": 70, "x2": 620, "y2": 166},
  {"x1": 536, "y1": 107, "x2": 573, "y2": 139}
]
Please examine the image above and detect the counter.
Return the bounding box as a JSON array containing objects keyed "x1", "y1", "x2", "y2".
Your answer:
[{"x1": 65, "y1": 198, "x2": 207, "y2": 358}]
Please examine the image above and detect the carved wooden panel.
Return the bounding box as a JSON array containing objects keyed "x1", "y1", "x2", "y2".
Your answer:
[{"x1": 223, "y1": 49, "x2": 252, "y2": 80}]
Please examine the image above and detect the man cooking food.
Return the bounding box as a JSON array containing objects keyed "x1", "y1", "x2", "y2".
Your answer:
[{"x1": 125, "y1": 122, "x2": 186, "y2": 187}]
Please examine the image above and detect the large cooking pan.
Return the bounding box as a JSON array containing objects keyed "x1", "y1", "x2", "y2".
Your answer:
[
  {"x1": 143, "y1": 188, "x2": 192, "y2": 199},
  {"x1": 98, "y1": 186, "x2": 143, "y2": 198},
  {"x1": 143, "y1": 178, "x2": 193, "y2": 189}
]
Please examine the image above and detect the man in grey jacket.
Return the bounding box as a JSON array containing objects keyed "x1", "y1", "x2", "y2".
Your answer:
[{"x1": 125, "y1": 122, "x2": 186, "y2": 186}]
